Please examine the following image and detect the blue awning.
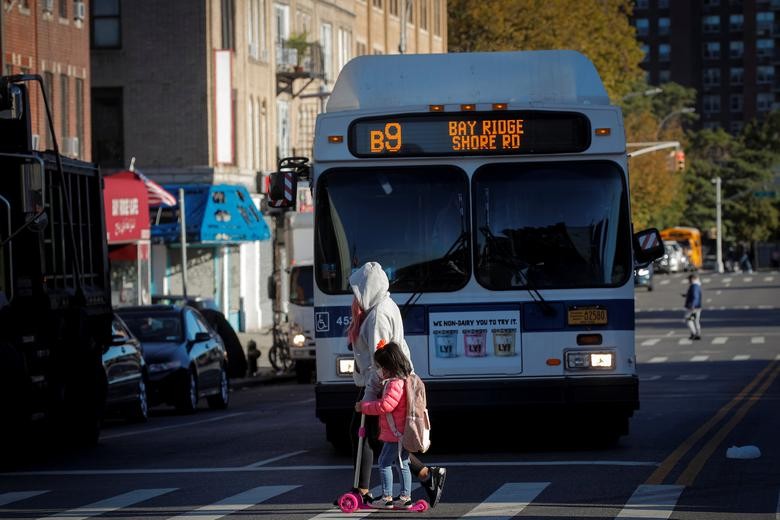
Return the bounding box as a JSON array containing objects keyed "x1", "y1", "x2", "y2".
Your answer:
[{"x1": 151, "y1": 184, "x2": 271, "y2": 244}]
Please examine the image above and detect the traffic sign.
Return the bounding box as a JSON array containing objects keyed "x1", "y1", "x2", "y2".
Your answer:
[{"x1": 753, "y1": 191, "x2": 776, "y2": 198}]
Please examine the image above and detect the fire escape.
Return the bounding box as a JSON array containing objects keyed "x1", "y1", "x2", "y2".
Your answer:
[{"x1": 276, "y1": 40, "x2": 325, "y2": 97}]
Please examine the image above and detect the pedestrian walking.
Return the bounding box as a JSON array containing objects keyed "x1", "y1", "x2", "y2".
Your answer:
[
  {"x1": 683, "y1": 274, "x2": 702, "y2": 340},
  {"x1": 357, "y1": 341, "x2": 414, "y2": 509},
  {"x1": 346, "y1": 261, "x2": 446, "y2": 507}
]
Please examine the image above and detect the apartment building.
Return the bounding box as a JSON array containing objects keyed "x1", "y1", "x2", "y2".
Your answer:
[
  {"x1": 1, "y1": 0, "x2": 91, "y2": 159},
  {"x1": 633, "y1": 0, "x2": 780, "y2": 133}
]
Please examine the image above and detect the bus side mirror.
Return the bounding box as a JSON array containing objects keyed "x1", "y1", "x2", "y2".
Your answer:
[
  {"x1": 268, "y1": 170, "x2": 296, "y2": 209},
  {"x1": 633, "y1": 228, "x2": 664, "y2": 266}
]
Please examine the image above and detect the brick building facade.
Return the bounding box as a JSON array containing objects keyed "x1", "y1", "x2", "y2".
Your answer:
[{"x1": 1, "y1": 0, "x2": 91, "y2": 159}]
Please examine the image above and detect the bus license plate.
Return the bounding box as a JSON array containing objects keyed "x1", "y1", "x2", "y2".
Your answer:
[{"x1": 568, "y1": 307, "x2": 608, "y2": 326}]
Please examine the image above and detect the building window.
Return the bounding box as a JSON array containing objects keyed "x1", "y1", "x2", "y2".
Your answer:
[
  {"x1": 43, "y1": 72, "x2": 54, "y2": 148},
  {"x1": 659, "y1": 69, "x2": 671, "y2": 83},
  {"x1": 658, "y1": 17, "x2": 670, "y2": 36},
  {"x1": 703, "y1": 68, "x2": 721, "y2": 86},
  {"x1": 635, "y1": 0, "x2": 648, "y2": 8},
  {"x1": 729, "y1": 41, "x2": 744, "y2": 58},
  {"x1": 757, "y1": 39, "x2": 774, "y2": 57},
  {"x1": 372, "y1": 0, "x2": 382, "y2": 8},
  {"x1": 730, "y1": 67, "x2": 744, "y2": 84},
  {"x1": 59, "y1": 0, "x2": 67, "y2": 18},
  {"x1": 91, "y1": 87, "x2": 124, "y2": 167},
  {"x1": 729, "y1": 94, "x2": 742, "y2": 112},
  {"x1": 60, "y1": 75, "x2": 69, "y2": 141},
  {"x1": 248, "y1": 0, "x2": 266, "y2": 60},
  {"x1": 420, "y1": 1, "x2": 428, "y2": 30},
  {"x1": 658, "y1": 44, "x2": 670, "y2": 61},
  {"x1": 641, "y1": 44, "x2": 650, "y2": 62},
  {"x1": 389, "y1": 0, "x2": 399, "y2": 16},
  {"x1": 757, "y1": 93, "x2": 774, "y2": 111},
  {"x1": 91, "y1": 0, "x2": 121, "y2": 49},
  {"x1": 702, "y1": 15, "x2": 720, "y2": 33},
  {"x1": 658, "y1": 0, "x2": 669, "y2": 7},
  {"x1": 757, "y1": 65, "x2": 775, "y2": 84},
  {"x1": 433, "y1": 0, "x2": 442, "y2": 36},
  {"x1": 703, "y1": 94, "x2": 721, "y2": 114},
  {"x1": 635, "y1": 18, "x2": 649, "y2": 36},
  {"x1": 756, "y1": 12, "x2": 774, "y2": 31},
  {"x1": 730, "y1": 121, "x2": 743, "y2": 134},
  {"x1": 704, "y1": 42, "x2": 720, "y2": 59},
  {"x1": 221, "y1": 0, "x2": 235, "y2": 50},
  {"x1": 274, "y1": 4, "x2": 290, "y2": 43},
  {"x1": 75, "y1": 78, "x2": 83, "y2": 159},
  {"x1": 356, "y1": 41, "x2": 367, "y2": 56},
  {"x1": 337, "y1": 28, "x2": 352, "y2": 76},
  {"x1": 729, "y1": 14, "x2": 743, "y2": 31},
  {"x1": 320, "y1": 23, "x2": 333, "y2": 82}
]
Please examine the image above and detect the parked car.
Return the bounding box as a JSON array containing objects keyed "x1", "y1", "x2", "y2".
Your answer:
[
  {"x1": 634, "y1": 263, "x2": 654, "y2": 291},
  {"x1": 151, "y1": 294, "x2": 219, "y2": 312},
  {"x1": 116, "y1": 305, "x2": 230, "y2": 413},
  {"x1": 103, "y1": 315, "x2": 148, "y2": 422},
  {"x1": 655, "y1": 240, "x2": 687, "y2": 273}
]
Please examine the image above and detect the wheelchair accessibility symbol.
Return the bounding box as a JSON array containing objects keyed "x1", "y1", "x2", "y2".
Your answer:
[{"x1": 315, "y1": 312, "x2": 330, "y2": 333}]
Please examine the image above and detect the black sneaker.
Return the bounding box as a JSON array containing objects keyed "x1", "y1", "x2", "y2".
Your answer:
[
  {"x1": 333, "y1": 490, "x2": 373, "y2": 507},
  {"x1": 693, "y1": 335, "x2": 702, "y2": 340},
  {"x1": 423, "y1": 466, "x2": 446, "y2": 507}
]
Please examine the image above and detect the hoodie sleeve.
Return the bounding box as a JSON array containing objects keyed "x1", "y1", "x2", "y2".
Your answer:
[{"x1": 361, "y1": 379, "x2": 404, "y2": 416}]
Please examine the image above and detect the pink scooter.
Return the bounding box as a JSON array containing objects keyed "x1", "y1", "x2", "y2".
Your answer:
[{"x1": 337, "y1": 414, "x2": 430, "y2": 513}]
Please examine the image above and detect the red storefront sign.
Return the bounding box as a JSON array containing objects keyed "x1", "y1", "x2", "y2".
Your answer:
[{"x1": 104, "y1": 174, "x2": 151, "y2": 244}]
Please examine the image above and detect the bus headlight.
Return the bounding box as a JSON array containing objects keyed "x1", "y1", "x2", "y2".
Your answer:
[
  {"x1": 565, "y1": 350, "x2": 615, "y2": 370},
  {"x1": 337, "y1": 357, "x2": 355, "y2": 376},
  {"x1": 292, "y1": 333, "x2": 306, "y2": 347}
]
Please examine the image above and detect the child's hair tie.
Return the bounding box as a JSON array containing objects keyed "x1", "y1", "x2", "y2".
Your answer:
[{"x1": 376, "y1": 339, "x2": 387, "y2": 349}]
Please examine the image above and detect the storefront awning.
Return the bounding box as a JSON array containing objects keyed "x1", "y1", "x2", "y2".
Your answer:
[
  {"x1": 104, "y1": 173, "x2": 151, "y2": 244},
  {"x1": 151, "y1": 184, "x2": 271, "y2": 244}
]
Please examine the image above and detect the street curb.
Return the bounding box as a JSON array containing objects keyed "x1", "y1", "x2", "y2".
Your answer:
[{"x1": 230, "y1": 370, "x2": 296, "y2": 389}]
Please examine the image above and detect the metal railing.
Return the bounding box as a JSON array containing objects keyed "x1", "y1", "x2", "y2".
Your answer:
[{"x1": 275, "y1": 41, "x2": 324, "y2": 79}]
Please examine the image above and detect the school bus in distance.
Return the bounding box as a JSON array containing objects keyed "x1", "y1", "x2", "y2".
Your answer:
[{"x1": 660, "y1": 227, "x2": 702, "y2": 269}]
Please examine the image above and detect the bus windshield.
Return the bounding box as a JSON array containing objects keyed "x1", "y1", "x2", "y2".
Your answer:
[
  {"x1": 289, "y1": 265, "x2": 314, "y2": 306},
  {"x1": 316, "y1": 166, "x2": 470, "y2": 294},
  {"x1": 474, "y1": 161, "x2": 631, "y2": 289}
]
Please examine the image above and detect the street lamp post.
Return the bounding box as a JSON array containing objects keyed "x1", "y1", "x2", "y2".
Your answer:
[
  {"x1": 656, "y1": 107, "x2": 695, "y2": 141},
  {"x1": 712, "y1": 176, "x2": 724, "y2": 273}
]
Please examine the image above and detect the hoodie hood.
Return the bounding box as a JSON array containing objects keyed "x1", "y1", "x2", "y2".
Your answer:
[{"x1": 349, "y1": 262, "x2": 389, "y2": 311}]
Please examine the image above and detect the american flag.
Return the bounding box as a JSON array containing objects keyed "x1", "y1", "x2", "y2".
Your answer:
[{"x1": 134, "y1": 169, "x2": 177, "y2": 207}]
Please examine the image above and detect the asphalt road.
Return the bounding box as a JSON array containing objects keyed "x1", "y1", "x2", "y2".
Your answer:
[{"x1": 1, "y1": 270, "x2": 778, "y2": 519}]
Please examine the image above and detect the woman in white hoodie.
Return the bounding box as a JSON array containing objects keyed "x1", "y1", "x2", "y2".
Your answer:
[{"x1": 347, "y1": 262, "x2": 446, "y2": 507}]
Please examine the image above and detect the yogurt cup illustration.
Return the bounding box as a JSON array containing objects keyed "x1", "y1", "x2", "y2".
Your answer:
[
  {"x1": 492, "y1": 328, "x2": 516, "y2": 356},
  {"x1": 433, "y1": 330, "x2": 458, "y2": 358},
  {"x1": 463, "y1": 329, "x2": 487, "y2": 357}
]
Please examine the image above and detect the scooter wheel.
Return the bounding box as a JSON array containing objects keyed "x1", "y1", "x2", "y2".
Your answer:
[
  {"x1": 413, "y1": 499, "x2": 429, "y2": 512},
  {"x1": 338, "y1": 492, "x2": 361, "y2": 513}
]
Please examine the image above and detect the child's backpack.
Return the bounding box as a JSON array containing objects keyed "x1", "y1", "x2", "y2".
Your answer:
[{"x1": 386, "y1": 372, "x2": 431, "y2": 453}]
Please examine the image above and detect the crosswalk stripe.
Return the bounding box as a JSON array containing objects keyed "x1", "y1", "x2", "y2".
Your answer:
[
  {"x1": 660, "y1": 279, "x2": 670, "y2": 285},
  {"x1": 702, "y1": 277, "x2": 711, "y2": 283},
  {"x1": 462, "y1": 482, "x2": 549, "y2": 519},
  {"x1": 677, "y1": 375, "x2": 708, "y2": 381},
  {"x1": 723, "y1": 278, "x2": 732, "y2": 283},
  {"x1": 743, "y1": 277, "x2": 753, "y2": 282},
  {"x1": 640, "y1": 375, "x2": 662, "y2": 382},
  {"x1": 616, "y1": 484, "x2": 684, "y2": 519},
  {"x1": 648, "y1": 357, "x2": 668, "y2": 364},
  {"x1": 764, "y1": 276, "x2": 774, "y2": 282},
  {"x1": 641, "y1": 339, "x2": 660, "y2": 346},
  {"x1": 690, "y1": 355, "x2": 709, "y2": 362},
  {"x1": 751, "y1": 337, "x2": 765, "y2": 344},
  {"x1": 712, "y1": 337, "x2": 728, "y2": 345},
  {"x1": 733, "y1": 355, "x2": 751, "y2": 361},
  {"x1": 172, "y1": 486, "x2": 298, "y2": 520},
  {"x1": 678, "y1": 338, "x2": 692, "y2": 345},
  {"x1": 0, "y1": 491, "x2": 48, "y2": 506},
  {"x1": 42, "y1": 488, "x2": 176, "y2": 520}
]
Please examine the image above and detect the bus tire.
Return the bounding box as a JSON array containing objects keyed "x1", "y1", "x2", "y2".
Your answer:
[{"x1": 295, "y1": 361, "x2": 314, "y2": 384}]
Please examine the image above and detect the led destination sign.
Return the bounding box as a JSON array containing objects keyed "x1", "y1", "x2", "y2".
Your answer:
[{"x1": 350, "y1": 111, "x2": 590, "y2": 157}]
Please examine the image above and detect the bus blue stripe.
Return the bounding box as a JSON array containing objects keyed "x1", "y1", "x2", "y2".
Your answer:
[{"x1": 314, "y1": 299, "x2": 634, "y2": 338}]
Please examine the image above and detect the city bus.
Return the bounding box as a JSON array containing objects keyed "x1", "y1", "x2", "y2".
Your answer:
[
  {"x1": 660, "y1": 227, "x2": 702, "y2": 270},
  {"x1": 269, "y1": 50, "x2": 663, "y2": 448}
]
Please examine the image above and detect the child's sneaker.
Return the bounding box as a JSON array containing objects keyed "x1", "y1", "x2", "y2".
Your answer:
[
  {"x1": 393, "y1": 496, "x2": 412, "y2": 509},
  {"x1": 375, "y1": 496, "x2": 394, "y2": 509}
]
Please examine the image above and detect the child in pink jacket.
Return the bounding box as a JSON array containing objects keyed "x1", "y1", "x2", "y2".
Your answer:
[{"x1": 356, "y1": 341, "x2": 413, "y2": 509}]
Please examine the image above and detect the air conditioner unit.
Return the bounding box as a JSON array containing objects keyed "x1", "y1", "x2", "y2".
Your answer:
[
  {"x1": 43, "y1": 0, "x2": 54, "y2": 14},
  {"x1": 74, "y1": 1, "x2": 85, "y2": 21},
  {"x1": 249, "y1": 42, "x2": 259, "y2": 59},
  {"x1": 62, "y1": 137, "x2": 80, "y2": 157}
]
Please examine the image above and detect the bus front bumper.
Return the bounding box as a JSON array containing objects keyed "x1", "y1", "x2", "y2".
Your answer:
[{"x1": 315, "y1": 375, "x2": 639, "y2": 421}]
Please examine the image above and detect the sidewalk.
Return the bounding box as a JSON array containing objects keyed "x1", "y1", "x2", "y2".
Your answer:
[{"x1": 229, "y1": 327, "x2": 296, "y2": 389}]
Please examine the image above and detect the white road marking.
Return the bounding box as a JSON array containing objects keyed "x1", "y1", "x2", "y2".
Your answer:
[
  {"x1": 676, "y1": 375, "x2": 709, "y2": 381},
  {"x1": 660, "y1": 279, "x2": 670, "y2": 285},
  {"x1": 759, "y1": 305, "x2": 774, "y2": 310},
  {"x1": 309, "y1": 508, "x2": 373, "y2": 520},
  {"x1": 649, "y1": 357, "x2": 668, "y2": 364},
  {"x1": 775, "y1": 488, "x2": 779, "y2": 520},
  {"x1": 723, "y1": 278, "x2": 732, "y2": 283},
  {"x1": 462, "y1": 482, "x2": 550, "y2": 519},
  {"x1": 776, "y1": 353, "x2": 780, "y2": 361},
  {"x1": 678, "y1": 338, "x2": 692, "y2": 345},
  {"x1": 733, "y1": 355, "x2": 751, "y2": 361},
  {"x1": 742, "y1": 305, "x2": 751, "y2": 310},
  {"x1": 711, "y1": 337, "x2": 728, "y2": 345},
  {"x1": 172, "y1": 485, "x2": 298, "y2": 520},
  {"x1": 690, "y1": 355, "x2": 709, "y2": 362},
  {"x1": 616, "y1": 484, "x2": 684, "y2": 519},
  {"x1": 641, "y1": 339, "x2": 661, "y2": 346},
  {"x1": 764, "y1": 276, "x2": 774, "y2": 282},
  {"x1": 0, "y1": 491, "x2": 48, "y2": 506},
  {"x1": 705, "y1": 298, "x2": 712, "y2": 303},
  {"x1": 639, "y1": 375, "x2": 662, "y2": 382},
  {"x1": 743, "y1": 277, "x2": 753, "y2": 282},
  {"x1": 244, "y1": 450, "x2": 308, "y2": 468},
  {"x1": 719, "y1": 306, "x2": 727, "y2": 310},
  {"x1": 702, "y1": 277, "x2": 711, "y2": 283},
  {"x1": 101, "y1": 413, "x2": 249, "y2": 440},
  {"x1": 751, "y1": 337, "x2": 765, "y2": 344},
  {"x1": 41, "y1": 488, "x2": 176, "y2": 520}
]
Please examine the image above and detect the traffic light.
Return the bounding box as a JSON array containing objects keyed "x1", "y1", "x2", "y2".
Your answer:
[{"x1": 675, "y1": 150, "x2": 686, "y2": 171}]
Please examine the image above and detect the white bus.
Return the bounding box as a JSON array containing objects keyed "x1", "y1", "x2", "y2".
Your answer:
[{"x1": 270, "y1": 50, "x2": 663, "y2": 448}]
